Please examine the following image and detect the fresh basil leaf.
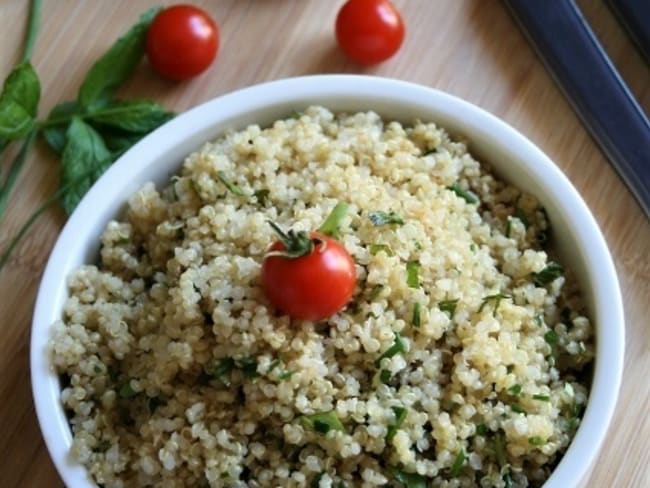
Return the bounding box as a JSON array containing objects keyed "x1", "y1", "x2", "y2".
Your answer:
[
  {"x1": 2, "y1": 62, "x2": 40, "y2": 116},
  {"x1": 42, "y1": 101, "x2": 81, "y2": 155},
  {"x1": 101, "y1": 128, "x2": 144, "y2": 159},
  {"x1": 88, "y1": 99, "x2": 173, "y2": 133},
  {"x1": 60, "y1": 117, "x2": 112, "y2": 214},
  {"x1": 0, "y1": 62, "x2": 41, "y2": 139},
  {"x1": 0, "y1": 99, "x2": 32, "y2": 139},
  {"x1": 78, "y1": 7, "x2": 160, "y2": 110}
]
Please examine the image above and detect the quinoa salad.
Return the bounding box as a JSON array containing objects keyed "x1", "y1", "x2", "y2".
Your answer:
[{"x1": 50, "y1": 106, "x2": 594, "y2": 487}]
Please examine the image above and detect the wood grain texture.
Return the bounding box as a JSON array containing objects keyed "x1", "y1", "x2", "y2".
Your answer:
[{"x1": 0, "y1": 1, "x2": 648, "y2": 486}]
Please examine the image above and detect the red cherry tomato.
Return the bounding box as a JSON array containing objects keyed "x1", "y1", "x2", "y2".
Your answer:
[
  {"x1": 146, "y1": 5, "x2": 219, "y2": 81},
  {"x1": 335, "y1": 0, "x2": 405, "y2": 65},
  {"x1": 262, "y1": 232, "x2": 356, "y2": 321}
]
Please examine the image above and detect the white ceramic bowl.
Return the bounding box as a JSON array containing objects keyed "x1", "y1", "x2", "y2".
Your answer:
[{"x1": 31, "y1": 75, "x2": 624, "y2": 487}]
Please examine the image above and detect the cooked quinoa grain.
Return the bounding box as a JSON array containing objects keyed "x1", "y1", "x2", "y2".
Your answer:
[{"x1": 50, "y1": 107, "x2": 594, "y2": 487}]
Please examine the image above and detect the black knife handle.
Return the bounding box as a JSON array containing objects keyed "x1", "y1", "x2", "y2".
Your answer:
[
  {"x1": 504, "y1": 0, "x2": 650, "y2": 218},
  {"x1": 607, "y1": 0, "x2": 650, "y2": 63}
]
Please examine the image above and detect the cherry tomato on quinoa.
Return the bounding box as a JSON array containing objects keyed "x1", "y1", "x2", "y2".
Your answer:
[
  {"x1": 262, "y1": 224, "x2": 356, "y2": 322},
  {"x1": 335, "y1": 0, "x2": 405, "y2": 65},
  {"x1": 146, "y1": 5, "x2": 219, "y2": 81}
]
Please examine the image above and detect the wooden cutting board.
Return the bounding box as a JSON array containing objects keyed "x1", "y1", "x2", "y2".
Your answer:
[{"x1": 0, "y1": 1, "x2": 647, "y2": 486}]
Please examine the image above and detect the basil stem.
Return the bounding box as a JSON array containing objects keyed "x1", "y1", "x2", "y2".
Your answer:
[
  {"x1": 0, "y1": 130, "x2": 36, "y2": 225},
  {"x1": 22, "y1": 0, "x2": 43, "y2": 62}
]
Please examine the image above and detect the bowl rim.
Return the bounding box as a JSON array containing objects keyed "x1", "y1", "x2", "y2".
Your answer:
[{"x1": 30, "y1": 74, "x2": 624, "y2": 488}]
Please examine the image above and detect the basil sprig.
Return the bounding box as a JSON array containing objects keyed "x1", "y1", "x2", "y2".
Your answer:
[{"x1": 0, "y1": 5, "x2": 174, "y2": 272}]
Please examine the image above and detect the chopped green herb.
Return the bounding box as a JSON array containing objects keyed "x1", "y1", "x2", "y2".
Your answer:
[
  {"x1": 318, "y1": 202, "x2": 349, "y2": 238},
  {"x1": 503, "y1": 470, "x2": 513, "y2": 488},
  {"x1": 346, "y1": 302, "x2": 360, "y2": 315},
  {"x1": 289, "y1": 109, "x2": 302, "y2": 119},
  {"x1": 494, "y1": 431, "x2": 507, "y2": 466},
  {"x1": 301, "y1": 411, "x2": 345, "y2": 434},
  {"x1": 447, "y1": 182, "x2": 478, "y2": 204},
  {"x1": 236, "y1": 357, "x2": 259, "y2": 378},
  {"x1": 449, "y1": 449, "x2": 466, "y2": 477},
  {"x1": 470, "y1": 243, "x2": 477, "y2": 253},
  {"x1": 406, "y1": 261, "x2": 420, "y2": 288},
  {"x1": 544, "y1": 330, "x2": 559, "y2": 345},
  {"x1": 369, "y1": 284, "x2": 385, "y2": 300},
  {"x1": 411, "y1": 303, "x2": 421, "y2": 328},
  {"x1": 118, "y1": 382, "x2": 137, "y2": 399},
  {"x1": 476, "y1": 423, "x2": 488, "y2": 436},
  {"x1": 207, "y1": 357, "x2": 235, "y2": 385},
  {"x1": 311, "y1": 473, "x2": 325, "y2": 488},
  {"x1": 253, "y1": 189, "x2": 270, "y2": 207},
  {"x1": 504, "y1": 218, "x2": 512, "y2": 238},
  {"x1": 479, "y1": 293, "x2": 511, "y2": 316},
  {"x1": 368, "y1": 210, "x2": 405, "y2": 226},
  {"x1": 147, "y1": 396, "x2": 164, "y2": 414},
  {"x1": 94, "y1": 440, "x2": 112, "y2": 453},
  {"x1": 389, "y1": 467, "x2": 428, "y2": 488},
  {"x1": 313, "y1": 420, "x2": 331, "y2": 433},
  {"x1": 534, "y1": 313, "x2": 543, "y2": 327},
  {"x1": 379, "y1": 369, "x2": 392, "y2": 384},
  {"x1": 566, "y1": 416, "x2": 579, "y2": 430},
  {"x1": 528, "y1": 436, "x2": 545, "y2": 446},
  {"x1": 513, "y1": 207, "x2": 529, "y2": 227},
  {"x1": 267, "y1": 359, "x2": 281, "y2": 373},
  {"x1": 386, "y1": 406, "x2": 407, "y2": 442},
  {"x1": 369, "y1": 243, "x2": 394, "y2": 256},
  {"x1": 532, "y1": 394, "x2": 550, "y2": 402},
  {"x1": 216, "y1": 171, "x2": 244, "y2": 196},
  {"x1": 532, "y1": 263, "x2": 564, "y2": 286},
  {"x1": 375, "y1": 333, "x2": 407, "y2": 367},
  {"x1": 277, "y1": 370, "x2": 295, "y2": 381},
  {"x1": 413, "y1": 241, "x2": 423, "y2": 251},
  {"x1": 439, "y1": 299, "x2": 459, "y2": 317},
  {"x1": 511, "y1": 404, "x2": 527, "y2": 415},
  {"x1": 508, "y1": 384, "x2": 522, "y2": 396}
]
